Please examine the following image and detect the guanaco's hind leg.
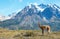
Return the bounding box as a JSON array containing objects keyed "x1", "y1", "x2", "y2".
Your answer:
[
  {"x1": 47, "y1": 27, "x2": 50, "y2": 34},
  {"x1": 42, "y1": 29, "x2": 44, "y2": 35}
]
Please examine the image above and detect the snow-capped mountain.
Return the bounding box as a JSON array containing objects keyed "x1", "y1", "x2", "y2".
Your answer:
[
  {"x1": 0, "y1": 4, "x2": 60, "y2": 31},
  {"x1": 15, "y1": 3, "x2": 60, "y2": 21}
]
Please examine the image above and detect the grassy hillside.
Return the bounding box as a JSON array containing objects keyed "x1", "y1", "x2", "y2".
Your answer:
[{"x1": 0, "y1": 29, "x2": 60, "y2": 39}]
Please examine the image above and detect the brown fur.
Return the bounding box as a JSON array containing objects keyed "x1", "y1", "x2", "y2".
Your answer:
[{"x1": 38, "y1": 23, "x2": 50, "y2": 35}]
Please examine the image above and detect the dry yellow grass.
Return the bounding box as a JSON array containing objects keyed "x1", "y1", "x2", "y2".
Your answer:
[{"x1": 0, "y1": 29, "x2": 60, "y2": 39}]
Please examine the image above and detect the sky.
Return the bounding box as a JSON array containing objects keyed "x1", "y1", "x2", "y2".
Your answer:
[{"x1": 0, "y1": 0, "x2": 60, "y2": 16}]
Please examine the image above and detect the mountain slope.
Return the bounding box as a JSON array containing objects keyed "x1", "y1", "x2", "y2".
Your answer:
[{"x1": 0, "y1": 4, "x2": 60, "y2": 31}]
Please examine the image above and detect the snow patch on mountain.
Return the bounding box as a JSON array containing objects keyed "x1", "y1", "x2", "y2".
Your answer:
[
  {"x1": 48, "y1": 4, "x2": 60, "y2": 11},
  {"x1": 29, "y1": 3, "x2": 38, "y2": 8},
  {"x1": 0, "y1": 16, "x2": 5, "y2": 21},
  {"x1": 48, "y1": 4, "x2": 53, "y2": 7},
  {"x1": 16, "y1": 9, "x2": 22, "y2": 13},
  {"x1": 29, "y1": 4, "x2": 32, "y2": 8},
  {"x1": 43, "y1": 17, "x2": 49, "y2": 23},
  {"x1": 28, "y1": 3, "x2": 45, "y2": 12},
  {"x1": 35, "y1": 5, "x2": 44, "y2": 12},
  {"x1": 34, "y1": 3, "x2": 45, "y2": 12},
  {"x1": 0, "y1": 15, "x2": 11, "y2": 21},
  {"x1": 54, "y1": 5, "x2": 60, "y2": 11}
]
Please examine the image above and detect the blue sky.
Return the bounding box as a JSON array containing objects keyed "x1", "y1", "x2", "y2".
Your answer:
[{"x1": 0, "y1": 0, "x2": 60, "y2": 16}]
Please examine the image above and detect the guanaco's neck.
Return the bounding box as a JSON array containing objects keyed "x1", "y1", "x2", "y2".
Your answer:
[{"x1": 38, "y1": 23, "x2": 41, "y2": 27}]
